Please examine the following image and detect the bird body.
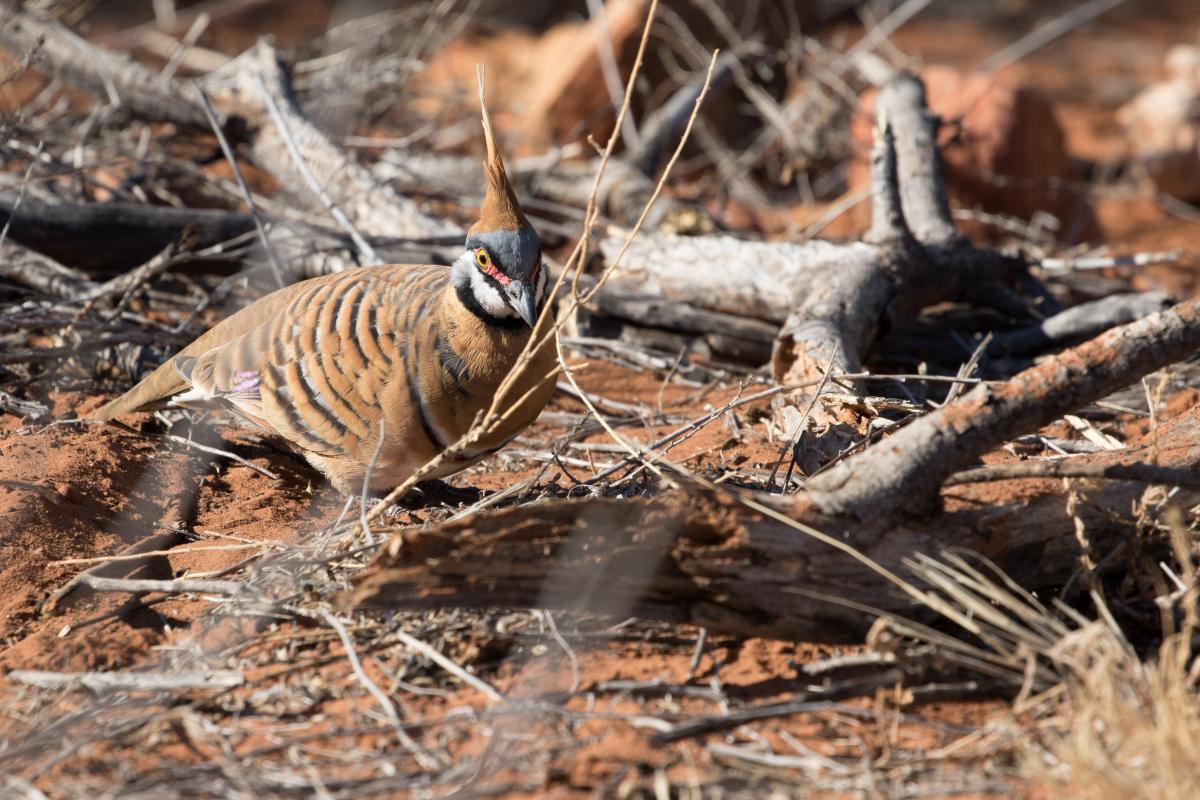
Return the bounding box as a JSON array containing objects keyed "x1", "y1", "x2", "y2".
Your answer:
[{"x1": 93, "y1": 96, "x2": 556, "y2": 497}]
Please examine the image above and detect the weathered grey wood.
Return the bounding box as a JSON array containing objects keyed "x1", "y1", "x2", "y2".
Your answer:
[
  {"x1": 10, "y1": 669, "x2": 244, "y2": 692},
  {"x1": 2, "y1": 14, "x2": 453, "y2": 245},
  {"x1": 75, "y1": 575, "x2": 244, "y2": 596},
  {"x1": 377, "y1": 153, "x2": 679, "y2": 229},
  {"x1": 0, "y1": 240, "x2": 97, "y2": 298},
  {"x1": 601, "y1": 233, "x2": 879, "y2": 323},
  {"x1": 945, "y1": 460, "x2": 1200, "y2": 488},
  {"x1": 991, "y1": 291, "x2": 1173, "y2": 355},
  {"x1": 876, "y1": 74, "x2": 960, "y2": 246},
  {"x1": 202, "y1": 41, "x2": 456, "y2": 242},
  {"x1": 582, "y1": 290, "x2": 777, "y2": 364}
]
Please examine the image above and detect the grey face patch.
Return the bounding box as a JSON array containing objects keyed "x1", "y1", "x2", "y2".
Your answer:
[{"x1": 465, "y1": 226, "x2": 540, "y2": 280}]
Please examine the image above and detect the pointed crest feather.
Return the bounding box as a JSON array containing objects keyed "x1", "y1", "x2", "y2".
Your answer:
[{"x1": 471, "y1": 65, "x2": 529, "y2": 235}]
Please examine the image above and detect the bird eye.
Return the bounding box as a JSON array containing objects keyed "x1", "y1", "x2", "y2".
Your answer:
[{"x1": 475, "y1": 249, "x2": 490, "y2": 269}]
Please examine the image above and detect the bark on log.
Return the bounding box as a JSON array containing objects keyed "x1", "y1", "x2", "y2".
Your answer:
[{"x1": 349, "y1": 401, "x2": 1200, "y2": 641}]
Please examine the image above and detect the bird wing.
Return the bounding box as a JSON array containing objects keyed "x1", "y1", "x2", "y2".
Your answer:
[{"x1": 93, "y1": 264, "x2": 449, "y2": 461}]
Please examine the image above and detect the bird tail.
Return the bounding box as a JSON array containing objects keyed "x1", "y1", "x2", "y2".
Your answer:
[{"x1": 89, "y1": 358, "x2": 186, "y2": 421}]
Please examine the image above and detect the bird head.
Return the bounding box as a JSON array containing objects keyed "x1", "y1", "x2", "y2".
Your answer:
[{"x1": 453, "y1": 80, "x2": 545, "y2": 329}]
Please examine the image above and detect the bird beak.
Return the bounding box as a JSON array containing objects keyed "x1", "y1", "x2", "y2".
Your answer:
[{"x1": 506, "y1": 279, "x2": 539, "y2": 328}]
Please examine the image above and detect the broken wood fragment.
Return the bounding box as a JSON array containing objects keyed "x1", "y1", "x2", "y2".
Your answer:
[
  {"x1": 9, "y1": 669, "x2": 244, "y2": 692},
  {"x1": 72, "y1": 574, "x2": 243, "y2": 598}
]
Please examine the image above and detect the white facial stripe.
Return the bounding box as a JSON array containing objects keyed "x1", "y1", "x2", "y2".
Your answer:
[{"x1": 469, "y1": 266, "x2": 516, "y2": 318}]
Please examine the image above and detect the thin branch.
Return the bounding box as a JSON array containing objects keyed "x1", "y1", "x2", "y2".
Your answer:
[
  {"x1": 320, "y1": 610, "x2": 442, "y2": 770},
  {"x1": 196, "y1": 86, "x2": 286, "y2": 287},
  {"x1": 390, "y1": 628, "x2": 504, "y2": 703},
  {"x1": 945, "y1": 461, "x2": 1200, "y2": 489}
]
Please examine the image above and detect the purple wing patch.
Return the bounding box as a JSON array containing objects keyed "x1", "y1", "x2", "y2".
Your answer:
[{"x1": 228, "y1": 370, "x2": 261, "y2": 398}]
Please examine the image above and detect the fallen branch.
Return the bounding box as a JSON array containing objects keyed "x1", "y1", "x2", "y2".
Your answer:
[
  {"x1": 390, "y1": 628, "x2": 505, "y2": 703},
  {"x1": 203, "y1": 40, "x2": 454, "y2": 242},
  {"x1": 0, "y1": 194, "x2": 457, "y2": 277},
  {"x1": 0, "y1": 388, "x2": 48, "y2": 419},
  {"x1": 0, "y1": 11, "x2": 210, "y2": 128},
  {"x1": 73, "y1": 575, "x2": 244, "y2": 596},
  {"x1": 990, "y1": 291, "x2": 1173, "y2": 355},
  {"x1": 350, "y1": 402, "x2": 1200, "y2": 641},
  {"x1": 0, "y1": 194, "x2": 255, "y2": 273},
  {"x1": 2, "y1": 14, "x2": 453, "y2": 247},
  {"x1": 46, "y1": 529, "x2": 186, "y2": 613},
  {"x1": 0, "y1": 239, "x2": 98, "y2": 298}
]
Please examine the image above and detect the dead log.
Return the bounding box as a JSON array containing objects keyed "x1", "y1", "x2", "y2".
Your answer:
[
  {"x1": 990, "y1": 291, "x2": 1173, "y2": 355},
  {"x1": 592, "y1": 73, "x2": 1002, "y2": 327},
  {"x1": 0, "y1": 240, "x2": 98, "y2": 299},
  {"x1": 3, "y1": 11, "x2": 692, "y2": 244},
  {"x1": 349, "y1": 399, "x2": 1200, "y2": 642},
  {"x1": 591, "y1": 71, "x2": 1076, "y2": 471},
  {"x1": 0, "y1": 10, "x2": 210, "y2": 128},
  {"x1": 201, "y1": 40, "x2": 455, "y2": 241},
  {"x1": 0, "y1": 194, "x2": 459, "y2": 279}
]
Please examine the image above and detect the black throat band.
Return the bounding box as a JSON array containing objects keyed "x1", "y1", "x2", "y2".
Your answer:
[{"x1": 455, "y1": 280, "x2": 526, "y2": 331}]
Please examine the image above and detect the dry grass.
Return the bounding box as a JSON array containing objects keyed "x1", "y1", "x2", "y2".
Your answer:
[
  {"x1": 882, "y1": 509, "x2": 1200, "y2": 799},
  {"x1": 1033, "y1": 627, "x2": 1200, "y2": 799}
]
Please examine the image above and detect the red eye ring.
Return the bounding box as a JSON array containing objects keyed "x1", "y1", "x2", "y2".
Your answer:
[{"x1": 474, "y1": 247, "x2": 510, "y2": 286}]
